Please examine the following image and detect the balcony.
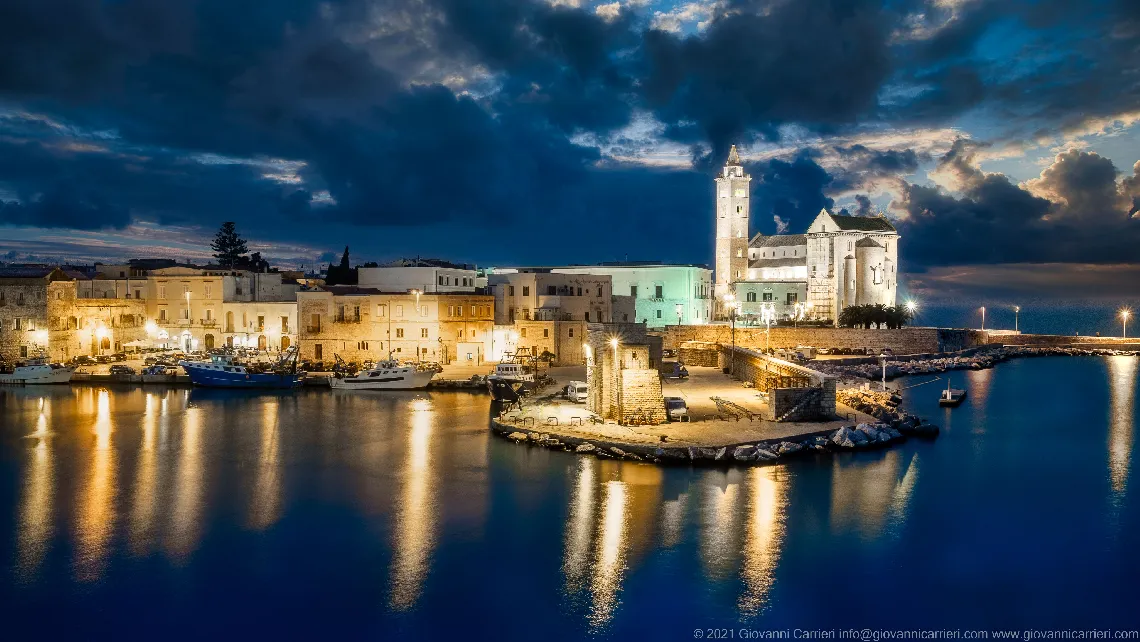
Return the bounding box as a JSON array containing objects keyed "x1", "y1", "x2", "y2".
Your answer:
[
  {"x1": 201, "y1": 319, "x2": 217, "y2": 327},
  {"x1": 333, "y1": 316, "x2": 361, "y2": 324}
]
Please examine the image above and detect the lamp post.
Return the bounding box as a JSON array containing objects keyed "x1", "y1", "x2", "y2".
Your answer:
[
  {"x1": 1014, "y1": 305, "x2": 1020, "y2": 332},
  {"x1": 1121, "y1": 309, "x2": 1131, "y2": 339},
  {"x1": 724, "y1": 293, "x2": 737, "y2": 374},
  {"x1": 610, "y1": 337, "x2": 620, "y2": 420},
  {"x1": 410, "y1": 289, "x2": 423, "y2": 363},
  {"x1": 980, "y1": 306, "x2": 986, "y2": 331},
  {"x1": 760, "y1": 302, "x2": 775, "y2": 354}
]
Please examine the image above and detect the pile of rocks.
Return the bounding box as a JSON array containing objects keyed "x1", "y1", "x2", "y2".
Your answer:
[
  {"x1": 836, "y1": 386, "x2": 940, "y2": 438},
  {"x1": 816, "y1": 345, "x2": 1140, "y2": 381}
]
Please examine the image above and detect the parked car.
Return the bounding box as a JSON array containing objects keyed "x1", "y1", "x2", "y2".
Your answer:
[
  {"x1": 95, "y1": 354, "x2": 113, "y2": 364},
  {"x1": 879, "y1": 348, "x2": 895, "y2": 357},
  {"x1": 71, "y1": 355, "x2": 97, "y2": 366},
  {"x1": 662, "y1": 348, "x2": 676, "y2": 359},
  {"x1": 564, "y1": 381, "x2": 589, "y2": 403},
  {"x1": 664, "y1": 397, "x2": 689, "y2": 422},
  {"x1": 109, "y1": 365, "x2": 137, "y2": 375},
  {"x1": 143, "y1": 365, "x2": 178, "y2": 376},
  {"x1": 111, "y1": 352, "x2": 127, "y2": 362}
]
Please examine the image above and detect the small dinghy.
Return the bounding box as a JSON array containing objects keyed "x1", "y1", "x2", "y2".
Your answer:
[{"x1": 939, "y1": 380, "x2": 967, "y2": 406}]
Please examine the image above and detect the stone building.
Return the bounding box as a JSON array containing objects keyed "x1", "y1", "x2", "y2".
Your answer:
[
  {"x1": 584, "y1": 323, "x2": 667, "y2": 424},
  {"x1": 296, "y1": 288, "x2": 494, "y2": 364},
  {"x1": 357, "y1": 259, "x2": 486, "y2": 293},
  {"x1": 552, "y1": 263, "x2": 713, "y2": 328},
  {"x1": 714, "y1": 145, "x2": 900, "y2": 323},
  {"x1": 0, "y1": 267, "x2": 62, "y2": 362}
]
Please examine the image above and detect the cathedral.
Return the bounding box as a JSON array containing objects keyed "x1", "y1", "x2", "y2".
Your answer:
[{"x1": 714, "y1": 145, "x2": 899, "y2": 323}]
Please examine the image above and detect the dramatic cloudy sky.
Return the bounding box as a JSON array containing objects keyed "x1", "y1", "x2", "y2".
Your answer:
[{"x1": 2, "y1": 0, "x2": 1140, "y2": 304}]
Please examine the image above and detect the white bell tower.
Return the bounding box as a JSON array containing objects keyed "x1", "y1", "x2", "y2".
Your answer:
[{"x1": 714, "y1": 144, "x2": 751, "y2": 302}]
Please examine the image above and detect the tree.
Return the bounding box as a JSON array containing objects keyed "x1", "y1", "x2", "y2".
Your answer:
[
  {"x1": 211, "y1": 222, "x2": 248, "y2": 267},
  {"x1": 839, "y1": 304, "x2": 915, "y2": 329},
  {"x1": 325, "y1": 246, "x2": 358, "y2": 285}
]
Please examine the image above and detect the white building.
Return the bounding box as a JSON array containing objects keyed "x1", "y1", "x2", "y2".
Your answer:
[
  {"x1": 715, "y1": 145, "x2": 900, "y2": 323},
  {"x1": 357, "y1": 259, "x2": 485, "y2": 293},
  {"x1": 552, "y1": 263, "x2": 713, "y2": 328}
]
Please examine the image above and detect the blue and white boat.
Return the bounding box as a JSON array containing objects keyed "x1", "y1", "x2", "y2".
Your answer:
[{"x1": 179, "y1": 348, "x2": 304, "y2": 389}]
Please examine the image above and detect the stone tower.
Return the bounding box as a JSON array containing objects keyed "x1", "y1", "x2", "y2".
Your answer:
[{"x1": 714, "y1": 144, "x2": 751, "y2": 304}]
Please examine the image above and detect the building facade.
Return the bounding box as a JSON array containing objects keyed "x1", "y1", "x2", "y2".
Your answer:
[
  {"x1": 358, "y1": 261, "x2": 485, "y2": 294},
  {"x1": 296, "y1": 288, "x2": 494, "y2": 364},
  {"x1": 552, "y1": 264, "x2": 713, "y2": 328},
  {"x1": 715, "y1": 145, "x2": 900, "y2": 323}
]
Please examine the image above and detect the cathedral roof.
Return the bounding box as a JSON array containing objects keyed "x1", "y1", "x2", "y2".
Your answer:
[
  {"x1": 828, "y1": 213, "x2": 897, "y2": 232},
  {"x1": 855, "y1": 237, "x2": 884, "y2": 248},
  {"x1": 750, "y1": 234, "x2": 806, "y2": 248}
]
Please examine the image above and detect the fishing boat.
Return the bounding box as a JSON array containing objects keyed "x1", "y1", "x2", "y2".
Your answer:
[
  {"x1": 0, "y1": 355, "x2": 74, "y2": 385},
  {"x1": 329, "y1": 360, "x2": 435, "y2": 390},
  {"x1": 939, "y1": 380, "x2": 967, "y2": 406},
  {"x1": 486, "y1": 361, "x2": 534, "y2": 401},
  {"x1": 179, "y1": 347, "x2": 304, "y2": 389}
]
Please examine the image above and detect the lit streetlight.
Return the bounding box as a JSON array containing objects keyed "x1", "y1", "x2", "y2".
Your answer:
[
  {"x1": 1014, "y1": 305, "x2": 1020, "y2": 333},
  {"x1": 980, "y1": 306, "x2": 986, "y2": 331},
  {"x1": 1121, "y1": 309, "x2": 1132, "y2": 339},
  {"x1": 410, "y1": 289, "x2": 423, "y2": 362}
]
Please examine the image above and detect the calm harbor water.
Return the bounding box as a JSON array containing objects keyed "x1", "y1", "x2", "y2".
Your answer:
[{"x1": 2, "y1": 356, "x2": 1139, "y2": 638}]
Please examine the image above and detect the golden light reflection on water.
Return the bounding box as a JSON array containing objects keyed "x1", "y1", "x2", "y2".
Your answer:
[
  {"x1": 738, "y1": 467, "x2": 788, "y2": 616},
  {"x1": 16, "y1": 396, "x2": 54, "y2": 578},
  {"x1": 966, "y1": 367, "x2": 993, "y2": 421},
  {"x1": 389, "y1": 397, "x2": 436, "y2": 611},
  {"x1": 589, "y1": 480, "x2": 629, "y2": 629},
  {"x1": 75, "y1": 389, "x2": 116, "y2": 582},
  {"x1": 166, "y1": 405, "x2": 204, "y2": 561},
  {"x1": 660, "y1": 493, "x2": 689, "y2": 549},
  {"x1": 1107, "y1": 356, "x2": 1137, "y2": 499},
  {"x1": 563, "y1": 457, "x2": 596, "y2": 594},
  {"x1": 830, "y1": 450, "x2": 918, "y2": 538},
  {"x1": 700, "y1": 477, "x2": 741, "y2": 579},
  {"x1": 248, "y1": 399, "x2": 282, "y2": 530},
  {"x1": 129, "y1": 393, "x2": 159, "y2": 555}
]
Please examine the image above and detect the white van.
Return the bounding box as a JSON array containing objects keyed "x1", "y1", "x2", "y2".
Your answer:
[{"x1": 565, "y1": 380, "x2": 589, "y2": 403}]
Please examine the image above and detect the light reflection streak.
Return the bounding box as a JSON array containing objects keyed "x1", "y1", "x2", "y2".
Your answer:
[
  {"x1": 563, "y1": 457, "x2": 596, "y2": 594},
  {"x1": 830, "y1": 450, "x2": 916, "y2": 538},
  {"x1": 389, "y1": 397, "x2": 436, "y2": 610},
  {"x1": 738, "y1": 467, "x2": 787, "y2": 616},
  {"x1": 588, "y1": 480, "x2": 629, "y2": 629},
  {"x1": 248, "y1": 399, "x2": 282, "y2": 530},
  {"x1": 16, "y1": 397, "x2": 53, "y2": 578},
  {"x1": 660, "y1": 493, "x2": 688, "y2": 549},
  {"x1": 700, "y1": 480, "x2": 741, "y2": 579},
  {"x1": 166, "y1": 405, "x2": 203, "y2": 560},
  {"x1": 1107, "y1": 356, "x2": 1137, "y2": 500},
  {"x1": 129, "y1": 393, "x2": 159, "y2": 555},
  {"x1": 76, "y1": 389, "x2": 116, "y2": 582}
]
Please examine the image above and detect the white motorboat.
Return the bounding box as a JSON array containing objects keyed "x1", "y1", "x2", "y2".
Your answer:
[
  {"x1": 0, "y1": 356, "x2": 74, "y2": 385},
  {"x1": 330, "y1": 360, "x2": 435, "y2": 390}
]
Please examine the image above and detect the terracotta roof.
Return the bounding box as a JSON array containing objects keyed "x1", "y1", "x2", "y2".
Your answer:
[
  {"x1": 829, "y1": 213, "x2": 896, "y2": 232},
  {"x1": 750, "y1": 234, "x2": 806, "y2": 248}
]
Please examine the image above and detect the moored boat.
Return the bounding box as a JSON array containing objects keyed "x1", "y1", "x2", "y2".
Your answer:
[
  {"x1": 329, "y1": 360, "x2": 435, "y2": 390},
  {"x1": 939, "y1": 381, "x2": 967, "y2": 406},
  {"x1": 486, "y1": 362, "x2": 534, "y2": 401},
  {"x1": 0, "y1": 356, "x2": 74, "y2": 385},
  {"x1": 179, "y1": 348, "x2": 304, "y2": 389}
]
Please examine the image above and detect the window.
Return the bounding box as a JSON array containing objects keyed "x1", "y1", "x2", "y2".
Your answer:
[
  {"x1": 509, "y1": 286, "x2": 515, "y2": 296},
  {"x1": 520, "y1": 328, "x2": 527, "y2": 338},
  {"x1": 315, "y1": 344, "x2": 323, "y2": 360},
  {"x1": 746, "y1": 292, "x2": 757, "y2": 302},
  {"x1": 358, "y1": 341, "x2": 369, "y2": 350},
  {"x1": 159, "y1": 284, "x2": 167, "y2": 299},
  {"x1": 377, "y1": 304, "x2": 387, "y2": 317},
  {"x1": 159, "y1": 308, "x2": 167, "y2": 321},
  {"x1": 457, "y1": 329, "x2": 464, "y2": 338},
  {"x1": 655, "y1": 285, "x2": 663, "y2": 298},
  {"x1": 577, "y1": 287, "x2": 582, "y2": 296},
  {"x1": 630, "y1": 285, "x2": 638, "y2": 297},
  {"x1": 420, "y1": 306, "x2": 428, "y2": 317},
  {"x1": 762, "y1": 292, "x2": 773, "y2": 301},
  {"x1": 281, "y1": 316, "x2": 289, "y2": 333},
  {"x1": 181, "y1": 306, "x2": 189, "y2": 320},
  {"x1": 258, "y1": 315, "x2": 265, "y2": 329},
  {"x1": 14, "y1": 318, "x2": 23, "y2": 330},
  {"x1": 310, "y1": 313, "x2": 320, "y2": 330},
  {"x1": 205, "y1": 283, "x2": 212, "y2": 298},
  {"x1": 448, "y1": 305, "x2": 454, "y2": 317},
  {"x1": 547, "y1": 285, "x2": 556, "y2": 295},
  {"x1": 396, "y1": 328, "x2": 404, "y2": 338},
  {"x1": 734, "y1": 188, "x2": 746, "y2": 197},
  {"x1": 522, "y1": 286, "x2": 530, "y2": 296},
  {"x1": 205, "y1": 309, "x2": 213, "y2": 321},
  {"x1": 20, "y1": 346, "x2": 28, "y2": 358},
  {"x1": 584, "y1": 311, "x2": 590, "y2": 322},
  {"x1": 470, "y1": 305, "x2": 476, "y2": 316},
  {"x1": 656, "y1": 309, "x2": 662, "y2": 319},
  {"x1": 596, "y1": 287, "x2": 602, "y2": 297},
  {"x1": 736, "y1": 248, "x2": 743, "y2": 258},
  {"x1": 438, "y1": 275, "x2": 445, "y2": 285},
  {"x1": 543, "y1": 328, "x2": 549, "y2": 338},
  {"x1": 396, "y1": 305, "x2": 404, "y2": 317},
  {"x1": 787, "y1": 292, "x2": 798, "y2": 304},
  {"x1": 568, "y1": 328, "x2": 574, "y2": 338},
  {"x1": 421, "y1": 328, "x2": 428, "y2": 338}
]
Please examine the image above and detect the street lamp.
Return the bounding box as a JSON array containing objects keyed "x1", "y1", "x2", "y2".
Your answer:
[
  {"x1": 760, "y1": 302, "x2": 776, "y2": 354},
  {"x1": 410, "y1": 289, "x2": 423, "y2": 363},
  {"x1": 1121, "y1": 309, "x2": 1131, "y2": 339},
  {"x1": 980, "y1": 306, "x2": 986, "y2": 331},
  {"x1": 675, "y1": 303, "x2": 684, "y2": 326},
  {"x1": 1014, "y1": 305, "x2": 1020, "y2": 332}
]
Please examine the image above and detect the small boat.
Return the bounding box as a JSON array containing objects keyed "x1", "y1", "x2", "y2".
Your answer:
[
  {"x1": 179, "y1": 348, "x2": 304, "y2": 389},
  {"x1": 486, "y1": 362, "x2": 534, "y2": 401},
  {"x1": 329, "y1": 360, "x2": 435, "y2": 390},
  {"x1": 0, "y1": 355, "x2": 74, "y2": 385},
  {"x1": 939, "y1": 381, "x2": 967, "y2": 406}
]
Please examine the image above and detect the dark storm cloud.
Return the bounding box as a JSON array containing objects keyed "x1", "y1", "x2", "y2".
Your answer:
[
  {"x1": 894, "y1": 142, "x2": 1140, "y2": 266},
  {"x1": 2, "y1": 0, "x2": 1140, "y2": 268}
]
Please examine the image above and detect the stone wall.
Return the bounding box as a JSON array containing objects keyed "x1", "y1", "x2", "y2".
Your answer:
[
  {"x1": 620, "y1": 369, "x2": 667, "y2": 424},
  {"x1": 986, "y1": 332, "x2": 1140, "y2": 349},
  {"x1": 585, "y1": 322, "x2": 666, "y2": 423},
  {"x1": 724, "y1": 346, "x2": 837, "y2": 421},
  {"x1": 0, "y1": 282, "x2": 49, "y2": 362},
  {"x1": 677, "y1": 340, "x2": 720, "y2": 367},
  {"x1": 661, "y1": 325, "x2": 985, "y2": 355}
]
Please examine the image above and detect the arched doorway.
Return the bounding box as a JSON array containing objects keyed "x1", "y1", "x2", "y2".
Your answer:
[
  {"x1": 257, "y1": 335, "x2": 267, "y2": 350},
  {"x1": 280, "y1": 336, "x2": 290, "y2": 350},
  {"x1": 225, "y1": 311, "x2": 234, "y2": 333},
  {"x1": 100, "y1": 337, "x2": 111, "y2": 351},
  {"x1": 204, "y1": 334, "x2": 215, "y2": 349}
]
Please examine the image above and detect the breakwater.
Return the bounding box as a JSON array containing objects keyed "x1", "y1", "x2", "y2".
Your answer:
[{"x1": 813, "y1": 345, "x2": 1140, "y2": 381}]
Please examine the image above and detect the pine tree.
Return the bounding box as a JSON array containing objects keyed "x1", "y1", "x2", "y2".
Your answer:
[{"x1": 211, "y1": 222, "x2": 249, "y2": 267}]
